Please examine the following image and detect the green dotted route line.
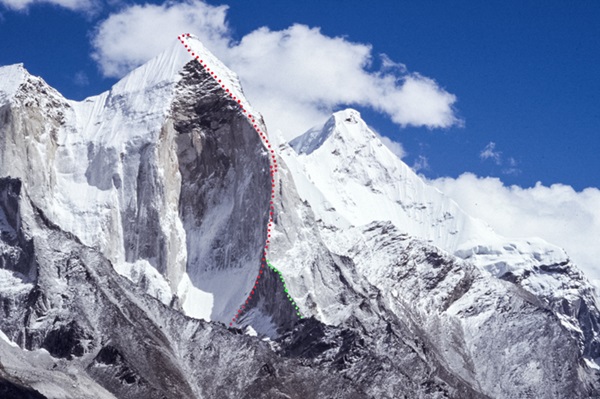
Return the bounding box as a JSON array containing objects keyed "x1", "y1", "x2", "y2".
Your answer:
[{"x1": 266, "y1": 260, "x2": 302, "y2": 318}]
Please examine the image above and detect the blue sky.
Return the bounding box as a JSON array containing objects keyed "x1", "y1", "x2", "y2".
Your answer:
[{"x1": 1, "y1": 0, "x2": 598, "y2": 190}]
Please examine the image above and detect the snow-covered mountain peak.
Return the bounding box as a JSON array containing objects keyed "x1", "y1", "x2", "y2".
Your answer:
[
  {"x1": 177, "y1": 34, "x2": 260, "y2": 124},
  {"x1": 336, "y1": 108, "x2": 361, "y2": 124},
  {"x1": 279, "y1": 107, "x2": 600, "y2": 374},
  {"x1": 74, "y1": 35, "x2": 263, "y2": 145},
  {"x1": 109, "y1": 35, "x2": 247, "y2": 102},
  {"x1": 284, "y1": 108, "x2": 492, "y2": 250},
  {"x1": 290, "y1": 108, "x2": 375, "y2": 155},
  {"x1": 282, "y1": 109, "x2": 582, "y2": 285}
]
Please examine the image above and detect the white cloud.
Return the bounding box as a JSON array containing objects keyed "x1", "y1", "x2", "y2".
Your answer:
[
  {"x1": 226, "y1": 24, "x2": 460, "y2": 138},
  {"x1": 91, "y1": 0, "x2": 230, "y2": 78},
  {"x1": 431, "y1": 173, "x2": 600, "y2": 282},
  {"x1": 480, "y1": 142, "x2": 501, "y2": 164},
  {"x1": 479, "y1": 142, "x2": 521, "y2": 175},
  {"x1": 0, "y1": 0, "x2": 95, "y2": 11},
  {"x1": 502, "y1": 157, "x2": 520, "y2": 175},
  {"x1": 90, "y1": 1, "x2": 461, "y2": 140},
  {"x1": 412, "y1": 155, "x2": 430, "y2": 172},
  {"x1": 380, "y1": 73, "x2": 459, "y2": 129},
  {"x1": 73, "y1": 70, "x2": 89, "y2": 86},
  {"x1": 380, "y1": 53, "x2": 407, "y2": 73}
]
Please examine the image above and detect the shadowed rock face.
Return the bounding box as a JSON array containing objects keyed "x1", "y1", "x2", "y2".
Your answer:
[
  {"x1": 0, "y1": 178, "x2": 35, "y2": 278},
  {"x1": 172, "y1": 61, "x2": 271, "y2": 312},
  {"x1": 0, "y1": 377, "x2": 47, "y2": 399}
]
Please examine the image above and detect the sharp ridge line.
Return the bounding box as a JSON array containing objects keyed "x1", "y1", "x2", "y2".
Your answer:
[{"x1": 177, "y1": 34, "x2": 302, "y2": 326}]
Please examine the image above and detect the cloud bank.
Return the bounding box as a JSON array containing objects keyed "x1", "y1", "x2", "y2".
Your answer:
[
  {"x1": 0, "y1": 0, "x2": 95, "y2": 11},
  {"x1": 432, "y1": 173, "x2": 600, "y2": 282},
  {"x1": 89, "y1": 0, "x2": 460, "y2": 139}
]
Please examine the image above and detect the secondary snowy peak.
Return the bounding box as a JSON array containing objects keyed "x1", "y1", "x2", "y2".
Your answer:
[
  {"x1": 281, "y1": 107, "x2": 600, "y2": 368},
  {"x1": 290, "y1": 109, "x2": 380, "y2": 156},
  {"x1": 284, "y1": 108, "x2": 495, "y2": 253},
  {"x1": 289, "y1": 109, "x2": 365, "y2": 154}
]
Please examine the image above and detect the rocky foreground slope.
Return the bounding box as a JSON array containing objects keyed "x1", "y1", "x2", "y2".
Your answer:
[{"x1": 0, "y1": 36, "x2": 599, "y2": 398}]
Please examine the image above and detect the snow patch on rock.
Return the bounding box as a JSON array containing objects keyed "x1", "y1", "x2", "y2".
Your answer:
[{"x1": 114, "y1": 259, "x2": 173, "y2": 305}]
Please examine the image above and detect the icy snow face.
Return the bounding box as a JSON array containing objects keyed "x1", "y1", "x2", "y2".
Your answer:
[
  {"x1": 0, "y1": 328, "x2": 18, "y2": 348},
  {"x1": 113, "y1": 260, "x2": 173, "y2": 305},
  {"x1": 289, "y1": 115, "x2": 337, "y2": 155},
  {"x1": 0, "y1": 64, "x2": 26, "y2": 106},
  {"x1": 286, "y1": 109, "x2": 497, "y2": 253}
]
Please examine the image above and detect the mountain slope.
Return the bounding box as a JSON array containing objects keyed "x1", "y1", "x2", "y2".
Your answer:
[
  {"x1": 0, "y1": 36, "x2": 273, "y2": 325},
  {"x1": 0, "y1": 37, "x2": 599, "y2": 398},
  {"x1": 281, "y1": 109, "x2": 600, "y2": 363}
]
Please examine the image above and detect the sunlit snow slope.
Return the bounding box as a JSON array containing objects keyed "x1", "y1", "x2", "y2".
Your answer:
[{"x1": 282, "y1": 109, "x2": 575, "y2": 279}]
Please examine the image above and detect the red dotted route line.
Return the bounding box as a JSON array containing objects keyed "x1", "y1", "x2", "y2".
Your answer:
[{"x1": 177, "y1": 33, "x2": 277, "y2": 327}]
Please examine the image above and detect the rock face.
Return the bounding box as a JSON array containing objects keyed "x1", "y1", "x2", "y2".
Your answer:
[
  {"x1": 0, "y1": 36, "x2": 599, "y2": 398},
  {"x1": 172, "y1": 61, "x2": 271, "y2": 322}
]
